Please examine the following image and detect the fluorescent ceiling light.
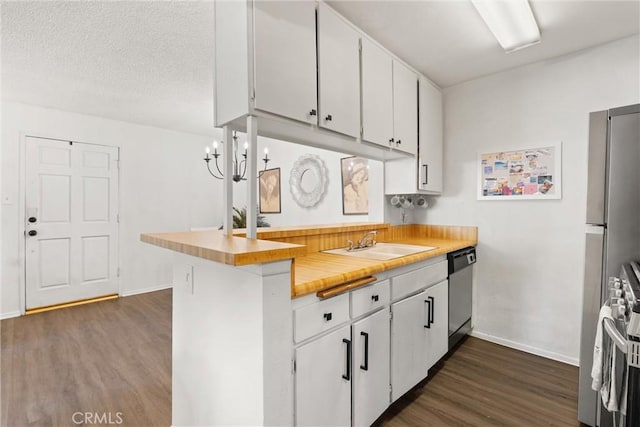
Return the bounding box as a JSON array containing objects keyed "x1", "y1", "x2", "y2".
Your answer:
[{"x1": 471, "y1": 0, "x2": 541, "y2": 53}]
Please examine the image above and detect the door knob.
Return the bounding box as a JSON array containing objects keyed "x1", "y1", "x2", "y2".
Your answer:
[
  {"x1": 28, "y1": 217, "x2": 37, "y2": 223},
  {"x1": 28, "y1": 230, "x2": 37, "y2": 236}
]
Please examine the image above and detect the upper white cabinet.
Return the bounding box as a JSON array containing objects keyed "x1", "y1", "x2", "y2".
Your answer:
[
  {"x1": 317, "y1": 2, "x2": 360, "y2": 138},
  {"x1": 392, "y1": 60, "x2": 418, "y2": 156},
  {"x1": 361, "y1": 38, "x2": 394, "y2": 148},
  {"x1": 362, "y1": 38, "x2": 418, "y2": 155},
  {"x1": 418, "y1": 77, "x2": 443, "y2": 193},
  {"x1": 214, "y1": 0, "x2": 434, "y2": 161},
  {"x1": 385, "y1": 77, "x2": 443, "y2": 195},
  {"x1": 253, "y1": 1, "x2": 317, "y2": 124}
]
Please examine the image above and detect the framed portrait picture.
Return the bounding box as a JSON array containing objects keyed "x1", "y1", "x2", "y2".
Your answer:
[
  {"x1": 341, "y1": 156, "x2": 369, "y2": 215},
  {"x1": 259, "y1": 168, "x2": 281, "y2": 214},
  {"x1": 478, "y1": 143, "x2": 562, "y2": 200}
]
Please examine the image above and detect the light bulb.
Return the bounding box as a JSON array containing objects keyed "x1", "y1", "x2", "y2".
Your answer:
[
  {"x1": 205, "y1": 146, "x2": 210, "y2": 154},
  {"x1": 244, "y1": 142, "x2": 248, "y2": 150},
  {"x1": 264, "y1": 147, "x2": 269, "y2": 154}
]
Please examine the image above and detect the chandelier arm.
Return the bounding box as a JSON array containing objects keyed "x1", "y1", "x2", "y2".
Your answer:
[
  {"x1": 213, "y1": 157, "x2": 225, "y2": 178},
  {"x1": 206, "y1": 160, "x2": 223, "y2": 180},
  {"x1": 240, "y1": 158, "x2": 248, "y2": 180}
]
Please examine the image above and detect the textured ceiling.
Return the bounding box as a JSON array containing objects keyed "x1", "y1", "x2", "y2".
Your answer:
[
  {"x1": 329, "y1": 0, "x2": 640, "y2": 88},
  {"x1": 1, "y1": 1, "x2": 216, "y2": 135},
  {"x1": 1, "y1": 1, "x2": 638, "y2": 136}
]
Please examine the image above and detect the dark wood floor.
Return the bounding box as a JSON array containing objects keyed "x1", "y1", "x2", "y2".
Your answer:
[
  {"x1": 2, "y1": 289, "x2": 580, "y2": 426},
  {"x1": 1, "y1": 290, "x2": 172, "y2": 427}
]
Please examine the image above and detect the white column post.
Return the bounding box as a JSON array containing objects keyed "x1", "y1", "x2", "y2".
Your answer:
[
  {"x1": 246, "y1": 115, "x2": 258, "y2": 239},
  {"x1": 222, "y1": 126, "x2": 234, "y2": 236}
]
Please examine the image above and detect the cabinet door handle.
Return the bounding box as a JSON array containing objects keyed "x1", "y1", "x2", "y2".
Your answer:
[
  {"x1": 325, "y1": 114, "x2": 332, "y2": 121},
  {"x1": 389, "y1": 138, "x2": 395, "y2": 144},
  {"x1": 422, "y1": 164, "x2": 428, "y2": 185},
  {"x1": 371, "y1": 294, "x2": 379, "y2": 302},
  {"x1": 360, "y1": 332, "x2": 369, "y2": 371},
  {"x1": 309, "y1": 109, "x2": 317, "y2": 116},
  {"x1": 428, "y1": 296, "x2": 434, "y2": 324},
  {"x1": 424, "y1": 299, "x2": 431, "y2": 329},
  {"x1": 396, "y1": 139, "x2": 402, "y2": 145},
  {"x1": 28, "y1": 230, "x2": 38, "y2": 237},
  {"x1": 28, "y1": 216, "x2": 37, "y2": 223},
  {"x1": 342, "y1": 338, "x2": 352, "y2": 380},
  {"x1": 323, "y1": 312, "x2": 332, "y2": 321}
]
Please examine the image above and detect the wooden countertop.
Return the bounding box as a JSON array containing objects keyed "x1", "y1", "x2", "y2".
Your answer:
[
  {"x1": 141, "y1": 223, "x2": 477, "y2": 298},
  {"x1": 141, "y1": 230, "x2": 306, "y2": 266},
  {"x1": 293, "y1": 237, "x2": 475, "y2": 298}
]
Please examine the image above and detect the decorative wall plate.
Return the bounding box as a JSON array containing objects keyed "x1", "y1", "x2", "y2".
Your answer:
[{"x1": 289, "y1": 154, "x2": 329, "y2": 208}]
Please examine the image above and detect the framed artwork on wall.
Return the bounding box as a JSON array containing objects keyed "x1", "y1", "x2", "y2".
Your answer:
[
  {"x1": 259, "y1": 167, "x2": 281, "y2": 214},
  {"x1": 341, "y1": 156, "x2": 369, "y2": 215},
  {"x1": 478, "y1": 143, "x2": 562, "y2": 200}
]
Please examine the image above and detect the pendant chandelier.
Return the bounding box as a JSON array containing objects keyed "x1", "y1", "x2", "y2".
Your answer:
[{"x1": 203, "y1": 131, "x2": 270, "y2": 182}]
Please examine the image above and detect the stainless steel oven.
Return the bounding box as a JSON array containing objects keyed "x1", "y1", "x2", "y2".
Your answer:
[{"x1": 448, "y1": 247, "x2": 476, "y2": 349}]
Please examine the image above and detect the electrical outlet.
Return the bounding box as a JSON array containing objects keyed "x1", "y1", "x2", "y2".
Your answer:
[
  {"x1": 174, "y1": 264, "x2": 194, "y2": 294},
  {"x1": 184, "y1": 265, "x2": 194, "y2": 294}
]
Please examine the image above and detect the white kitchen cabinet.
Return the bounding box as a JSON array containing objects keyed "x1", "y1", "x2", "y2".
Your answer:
[
  {"x1": 390, "y1": 290, "x2": 429, "y2": 402},
  {"x1": 317, "y1": 2, "x2": 360, "y2": 138},
  {"x1": 253, "y1": 0, "x2": 317, "y2": 125},
  {"x1": 424, "y1": 279, "x2": 449, "y2": 368},
  {"x1": 361, "y1": 38, "x2": 394, "y2": 148},
  {"x1": 352, "y1": 308, "x2": 390, "y2": 427},
  {"x1": 362, "y1": 38, "x2": 418, "y2": 155},
  {"x1": 384, "y1": 77, "x2": 443, "y2": 195},
  {"x1": 295, "y1": 325, "x2": 351, "y2": 426},
  {"x1": 392, "y1": 60, "x2": 418, "y2": 156},
  {"x1": 418, "y1": 77, "x2": 443, "y2": 194}
]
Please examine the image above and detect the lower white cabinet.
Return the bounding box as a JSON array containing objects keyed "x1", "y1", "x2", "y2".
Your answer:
[
  {"x1": 390, "y1": 290, "x2": 429, "y2": 401},
  {"x1": 352, "y1": 309, "x2": 390, "y2": 427},
  {"x1": 295, "y1": 325, "x2": 351, "y2": 426},
  {"x1": 293, "y1": 258, "x2": 450, "y2": 425},
  {"x1": 425, "y1": 280, "x2": 449, "y2": 368}
]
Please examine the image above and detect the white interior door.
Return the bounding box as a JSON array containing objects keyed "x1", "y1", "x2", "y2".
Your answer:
[{"x1": 25, "y1": 136, "x2": 119, "y2": 309}]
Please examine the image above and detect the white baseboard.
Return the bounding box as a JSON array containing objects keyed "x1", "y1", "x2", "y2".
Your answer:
[
  {"x1": 0, "y1": 311, "x2": 22, "y2": 320},
  {"x1": 120, "y1": 283, "x2": 173, "y2": 297},
  {"x1": 471, "y1": 330, "x2": 579, "y2": 367}
]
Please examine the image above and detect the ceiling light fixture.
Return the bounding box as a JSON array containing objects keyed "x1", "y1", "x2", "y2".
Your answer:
[
  {"x1": 204, "y1": 131, "x2": 270, "y2": 182},
  {"x1": 471, "y1": 0, "x2": 541, "y2": 53}
]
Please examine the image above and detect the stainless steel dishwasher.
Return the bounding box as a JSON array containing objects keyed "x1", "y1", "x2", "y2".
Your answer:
[{"x1": 448, "y1": 247, "x2": 476, "y2": 349}]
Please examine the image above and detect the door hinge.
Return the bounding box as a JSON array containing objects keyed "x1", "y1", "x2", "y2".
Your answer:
[
  {"x1": 389, "y1": 310, "x2": 393, "y2": 320},
  {"x1": 293, "y1": 359, "x2": 296, "y2": 373},
  {"x1": 117, "y1": 267, "x2": 120, "y2": 277},
  {"x1": 389, "y1": 384, "x2": 393, "y2": 400},
  {"x1": 252, "y1": 88, "x2": 256, "y2": 101},
  {"x1": 358, "y1": 38, "x2": 362, "y2": 53},
  {"x1": 117, "y1": 214, "x2": 120, "y2": 223},
  {"x1": 116, "y1": 159, "x2": 120, "y2": 170}
]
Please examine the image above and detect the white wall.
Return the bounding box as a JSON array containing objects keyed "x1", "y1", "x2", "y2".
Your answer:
[
  {"x1": 230, "y1": 135, "x2": 384, "y2": 228},
  {"x1": 419, "y1": 35, "x2": 640, "y2": 364},
  {"x1": 1, "y1": 102, "x2": 220, "y2": 316},
  {"x1": 1, "y1": 103, "x2": 384, "y2": 317}
]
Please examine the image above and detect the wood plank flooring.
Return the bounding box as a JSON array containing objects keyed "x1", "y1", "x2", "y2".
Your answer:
[
  {"x1": 1, "y1": 290, "x2": 172, "y2": 427},
  {"x1": 377, "y1": 337, "x2": 581, "y2": 427},
  {"x1": 2, "y1": 289, "x2": 580, "y2": 426}
]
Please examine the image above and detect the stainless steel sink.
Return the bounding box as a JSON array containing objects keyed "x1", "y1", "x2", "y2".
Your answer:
[{"x1": 322, "y1": 242, "x2": 437, "y2": 261}]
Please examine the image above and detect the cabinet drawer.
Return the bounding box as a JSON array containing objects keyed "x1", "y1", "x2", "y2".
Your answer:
[
  {"x1": 391, "y1": 260, "x2": 447, "y2": 301},
  {"x1": 294, "y1": 293, "x2": 350, "y2": 343},
  {"x1": 351, "y1": 279, "x2": 390, "y2": 318}
]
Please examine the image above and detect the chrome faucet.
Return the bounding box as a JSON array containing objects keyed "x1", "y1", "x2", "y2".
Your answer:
[{"x1": 346, "y1": 230, "x2": 378, "y2": 251}]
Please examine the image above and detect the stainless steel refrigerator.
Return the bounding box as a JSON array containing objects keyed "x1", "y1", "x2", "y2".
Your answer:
[{"x1": 578, "y1": 104, "x2": 640, "y2": 426}]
